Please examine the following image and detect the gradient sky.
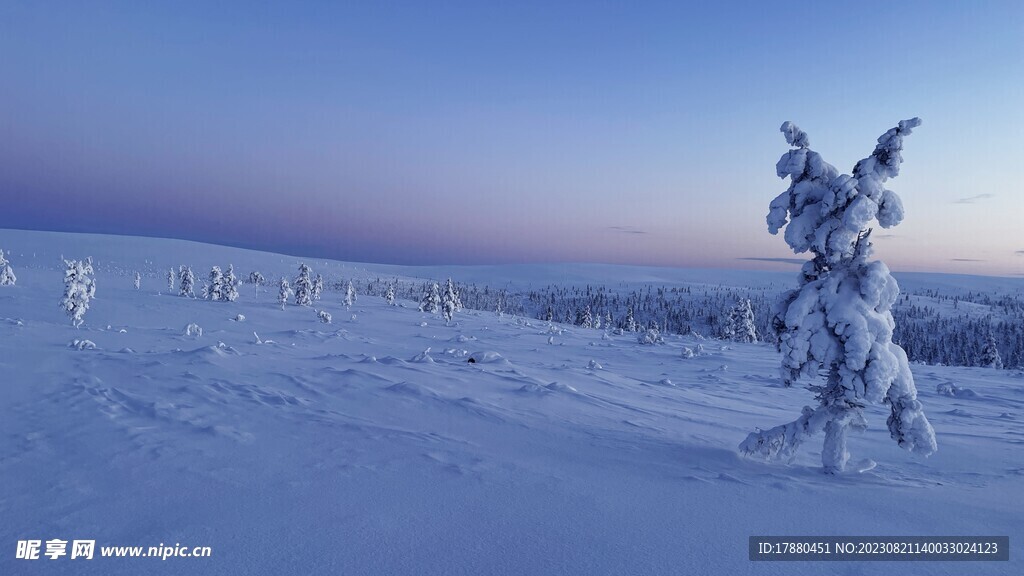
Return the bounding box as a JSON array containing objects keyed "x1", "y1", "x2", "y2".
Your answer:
[{"x1": 1, "y1": 1, "x2": 1022, "y2": 275}]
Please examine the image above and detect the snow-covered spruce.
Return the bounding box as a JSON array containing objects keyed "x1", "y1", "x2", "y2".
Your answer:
[
  {"x1": 312, "y1": 274, "x2": 324, "y2": 301},
  {"x1": 178, "y1": 265, "x2": 195, "y2": 298},
  {"x1": 223, "y1": 265, "x2": 239, "y2": 302},
  {"x1": 384, "y1": 282, "x2": 396, "y2": 306},
  {"x1": 133, "y1": 271, "x2": 141, "y2": 290},
  {"x1": 724, "y1": 298, "x2": 758, "y2": 343},
  {"x1": 204, "y1": 266, "x2": 225, "y2": 301},
  {"x1": 294, "y1": 264, "x2": 314, "y2": 307},
  {"x1": 740, "y1": 119, "x2": 936, "y2": 474},
  {"x1": 979, "y1": 330, "x2": 1003, "y2": 369},
  {"x1": 0, "y1": 249, "x2": 17, "y2": 286},
  {"x1": 419, "y1": 282, "x2": 440, "y2": 314},
  {"x1": 441, "y1": 278, "x2": 460, "y2": 324},
  {"x1": 343, "y1": 280, "x2": 357, "y2": 309},
  {"x1": 60, "y1": 257, "x2": 96, "y2": 328},
  {"x1": 167, "y1": 268, "x2": 175, "y2": 293},
  {"x1": 278, "y1": 278, "x2": 293, "y2": 310}
]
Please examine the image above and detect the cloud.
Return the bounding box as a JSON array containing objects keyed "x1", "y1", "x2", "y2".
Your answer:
[
  {"x1": 953, "y1": 193, "x2": 995, "y2": 204},
  {"x1": 608, "y1": 226, "x2": 648, "y2": 235},
  {"x1": 1015, "y1": 250, "x2": 1024, "y2": 256},
  {"x1": 950, "y1": 258, "x2": 985, "y2": 262},
  {"x1": 737, "y1": 257, "x2": 807, "y2": 265}
]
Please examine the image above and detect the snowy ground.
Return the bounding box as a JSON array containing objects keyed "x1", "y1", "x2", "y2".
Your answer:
[{"x1": 1, "y1": 230, "x2": 1022, "y2": 575}]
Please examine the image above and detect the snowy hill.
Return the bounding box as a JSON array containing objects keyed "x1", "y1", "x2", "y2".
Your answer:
[{"x1": 1, "y1": 230, "x2": 1022, "y2": 575}]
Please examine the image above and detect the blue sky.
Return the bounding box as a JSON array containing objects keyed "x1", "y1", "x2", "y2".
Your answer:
[{"x1": 1, "y1": 1, "x2": 1021, "y2": 275}]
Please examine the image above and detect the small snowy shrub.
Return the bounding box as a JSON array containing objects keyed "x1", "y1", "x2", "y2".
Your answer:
[
  {"x1": 69, "y1": 339, "x2": 97, "y2": 350},
  {"x1": 133, "y1": 271, "x2": 141, "y2": 290},
  {"x1": 233, "y1": 314, "x2": 246, "y2": 322},
  {"x1": 249, "y1": 271, "x2": 265, "y2": 299},
  {"x1": 637, "y1": 327, "x2": 664, "y2": 345},
  {"x1": 60, "y1": 257, "x2": 96, "y2": 328},
  {"x1": 739, "y1": 119, "x2": 936, "y2": 474},
  {"x1": 317, "y1": 310, "x2": 332, "y2": 324},
  {"x1": 185, "y1": 323, "x2": 203, "y2": 337}
]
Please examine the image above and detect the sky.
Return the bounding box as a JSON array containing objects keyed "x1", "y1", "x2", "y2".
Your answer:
[{"x1": 1, "y1": 1, "x2": 1021, "y2": 275}]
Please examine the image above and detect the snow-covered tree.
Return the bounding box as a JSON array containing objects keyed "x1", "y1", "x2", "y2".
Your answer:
[
  {"x1": 624, "y1": 306, "x2": 638, "y2": 333},
  {"x1": 724, "y1": 299, "x2": 759, "y2": 343},
  {"x1": 419, "y1": 282, "x2": 440, "y2": 314},
  {"x1": 312, "y1": 274, "x2": 324, "y2": 301},
  {"x1": 441, "y1": 278, "x2": 460, "y2": 324},
  {"x1": 178, "y1": 266, "x2": 195, "y2": 298},
  {"x1": 133, "y1": 271, "x2": 141, "y2": 290},
  {"x1": 576, "y1": 305, "x2": 593, "y2": 328},
  {"x1": 343, "y1": 280, "x2": 357, "y2": 309},
  {"x1": 740, "y1": 119, "x2": 936, "y2": 473},
  {"x1": 317, "y1": 309, "x2": 332, "y2": 324},
  {"x1": 278, "y1": 278, "x2": 292, "y2": 310},
  {"x1": 223, "y1": 265, "x2": 239, "y2": 302},
  {"x1": 384, "y1": 282, "x2": 396, "y2": 305},
  {"x1": 205, "y1": 266, "x2": 225, "y2": 301},
  {"x1": 0, "y1": 249, "x2": 16, "y2": 286},
  {"x1": 167, "y1": 268, "x2": 175, "y2": 292},
  {"x1": 294, "y1": 264, "x2": 314, "y2": 307},
  {"x1": 979, "y1": 330, "x2": 1003, "y2": 369},
  {"x1": 248, "y1": 271, "x2": 265, "y2": 299},
  {"x1": 60, "y1": 257, "x2": 96, "y2": 327}
]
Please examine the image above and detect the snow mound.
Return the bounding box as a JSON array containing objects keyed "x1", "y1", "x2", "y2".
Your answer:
[
  {"x1": 69, "y1": 339, "x2": 97, "y2": 350},
  {"x1": 936, "y1": 382, "x2": 978, "y2": 399},
  {"x1": 410, "y1": 348, "x2": 435, "y2": 363},
  {"x1": 467, "y1": 351, "x2": 507, "y2": 364}
]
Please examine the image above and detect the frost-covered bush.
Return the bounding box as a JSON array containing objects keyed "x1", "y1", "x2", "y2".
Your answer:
[
  {"x1": 724, "y1": 299, "x2": 758, "y2": 343},
  {"x1": 294, "y1": 264, "x2": 314, "y2": 306},
  {"x1": 740, "y1": 119, "x2": 936, "y2": 473},
  {"x1": 0, "y1": 249, "x2": 17, "y2": 286},
  {"x1": 317, "y1": 310, "x2": 332, "y2": 324},
  {"x1": 638, "y1": 327, "x2": 664, "y2": 345},
  {"x1": 184, "y1": 322, "x2": 203, "y2": 337},
  {"x1": 249, "y1": 271, "x2": 265, "y2": 299},
  {"x1": 69, "y1": 339, "x2": 97, "y2": 350},
  {"x1": 60, "y1": 257, "x2": 96, "y2": 328}
]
